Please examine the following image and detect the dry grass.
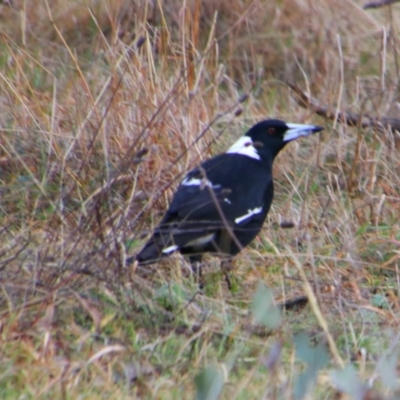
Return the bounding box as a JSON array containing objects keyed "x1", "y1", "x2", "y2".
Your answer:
[{"x1": 0, "y1": 0, "x2": 400, "y2": 398}]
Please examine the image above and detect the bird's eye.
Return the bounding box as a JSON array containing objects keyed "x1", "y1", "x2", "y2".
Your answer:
[{"x1": 268, "y1": 127, "x2": 276, "y2": 134}]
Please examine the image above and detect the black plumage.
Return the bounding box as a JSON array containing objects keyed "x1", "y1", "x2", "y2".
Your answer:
[{"x1": 131, "y1": 119, "x2": 323, "y2": 269}]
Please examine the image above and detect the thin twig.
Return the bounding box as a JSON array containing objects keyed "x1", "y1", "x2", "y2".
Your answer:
[
  {"x1": 288, "y1": 83, "x2": 400, "y2": 131},
  {"x1": 364, "y1": 0, "x2": 400, "y2": 9}
]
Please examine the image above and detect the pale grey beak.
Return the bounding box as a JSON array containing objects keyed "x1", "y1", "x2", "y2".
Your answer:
[{"x1": 284, "y1": 123, "x2": 323, "y2": 142}]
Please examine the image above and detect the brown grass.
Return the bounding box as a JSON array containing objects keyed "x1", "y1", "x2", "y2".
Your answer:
[{"x1": 0, "y1": 0, "x2": 400, "y2": 398}]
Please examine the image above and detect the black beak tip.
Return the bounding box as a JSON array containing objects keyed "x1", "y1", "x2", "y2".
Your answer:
[{"x1": 313, "y1": 126, "x2": 324, "y2": 133}]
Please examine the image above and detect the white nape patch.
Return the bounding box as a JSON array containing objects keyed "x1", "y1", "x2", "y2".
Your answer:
[
  {"x1": 235, "y1": 207, "x2": 263, "y2": 224},
  {"x1": 182, "y1": 177, "x2": 221, "y2": 189},
  {"x1": 226, "y1": 136, "x2": 261, "y2": 160},
  {"x1": 184, "y1": 233, "x2": 215, "y2": 248},
  {"x1": 162, "y1": 244, "x2": 179, "y2": 254},
  {"x1": 224, "y1": 198, "x2": 232, "y2": 204}
]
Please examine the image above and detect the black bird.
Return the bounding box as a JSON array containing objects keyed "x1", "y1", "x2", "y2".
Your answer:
[{"x1": 131, "y1": 119, "x2": 323, "y2": 276}]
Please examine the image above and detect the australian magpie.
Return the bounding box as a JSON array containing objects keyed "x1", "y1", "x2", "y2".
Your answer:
[{"x1": 130, "y1": 119, "x2": 323, "y2": 271}]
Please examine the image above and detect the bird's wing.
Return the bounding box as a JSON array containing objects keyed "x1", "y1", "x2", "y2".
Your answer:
[
  {"x1": 167, "y1": 179, "x2": 230, "y2": 224},
  {"x1": 136, "y1": 181, "x2": 227, "y2": 264},
  {"x1": 165, "y1": 154, "x2": 270, "y2": 226}
]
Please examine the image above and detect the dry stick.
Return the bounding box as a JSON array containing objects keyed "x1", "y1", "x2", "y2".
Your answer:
[
  {"x1": 0, "y1": 231, "x2": 30, "y2": 271},
  {"x1": 364, "y1": 0, "x2": 400, "y2": 9},
  {"x1": 388, "y1": 4, "x2": 400, "y2": 86},
  {"x1": 335, "y1": 34, "x2": 345, "y2": 133},
  {"x1": 172, "y1": 97, "x2": 247, "y2": 167},
  {"x1": 286, "y1": 246, "x2": 345, "y2": 368},
  {"x1": 348, "y1": 121, "x2": 363, "y2": 194},
  {"x1": 287, "y1": 83, "x2": 400, "y2": 132}
]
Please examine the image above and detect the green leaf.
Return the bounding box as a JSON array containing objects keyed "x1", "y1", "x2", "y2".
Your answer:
[
  {"x1": 371, "y1": 294, "x2": 389, "y2": 309},
  {"x1": 377, "y1": 352, "x2": 399, "y2": 390},
  {"x1": 251, "y1": 282, "x2": 281, "y2": 329},
  {"x1": 294, "y1": 368, "x2": 316, "y2": 400},
  {"x1": 330, "y1": 365, "x2": 366, "y2": 397},
  {"x1": 294, "y1": 332, "x2": 329, "y2": 370},
  {"x1": 293, "y1": 332, "x2": 330, "y2": 399},
  {"x1": 195, "y1": 367, "x2": 224, "y2": 400}
]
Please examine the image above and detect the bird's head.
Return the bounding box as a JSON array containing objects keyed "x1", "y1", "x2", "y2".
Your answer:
[
  {"x1": 236, "y1": 119, "x2": 323, "y2": 163},
  {"x1": 226, "y1": 119, "x2": 323, "y2": 163}
]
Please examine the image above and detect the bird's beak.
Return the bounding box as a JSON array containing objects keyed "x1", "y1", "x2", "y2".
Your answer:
[{"x1": 284, "y1": 123, "x2": 323, "y2": 142}]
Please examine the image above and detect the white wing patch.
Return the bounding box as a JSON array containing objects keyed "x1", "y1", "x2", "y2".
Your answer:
[
  {"x1": 235, "y1": 207, "x2": 263, "y2": 224},
  {"x1": 162, "y1": 244, "x2": 179, "y2": 254},
  {"x1": 226, "y1": 136, "x2": 261, "y2": 160},
  {"x1": 184, "y1": 233, "x2": 215, "y2": 248},
  {"x1": 182, "y1": 177, "x2": 221, "y2": 189}
]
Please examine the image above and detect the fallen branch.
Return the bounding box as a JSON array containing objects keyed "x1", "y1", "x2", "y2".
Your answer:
[
  {"x1": 288, "y1": 83, "x2": 400, "y2": 132},
  {"x1": 364, "y1": 0, "x2": 400, "y2": 9}
]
